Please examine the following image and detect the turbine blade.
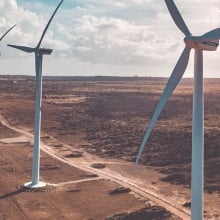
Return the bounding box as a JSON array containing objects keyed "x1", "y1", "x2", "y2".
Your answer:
[
  {"x1": 0, "y1": 24, "x2": 16, "y2": 42},
  {"x1": 136, "y1": 46, "x2": 191, "y2": 164},
  {"x1": 7, "y1": 44, "x2": 35, "y2": 53},
  {"x1": 165, "y1": 0, "x2": 191, "y2": 36},
  {"x1": 195, "y1": 28, "x2": 220, "y2": 42},
  {"x1": 36, "y1": 0, "x2": 63, "y2": 49}
]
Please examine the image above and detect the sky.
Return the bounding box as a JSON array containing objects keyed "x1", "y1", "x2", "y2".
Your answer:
[{"x1": 1, "y1": 0, "x2": 220, "y2": 77}]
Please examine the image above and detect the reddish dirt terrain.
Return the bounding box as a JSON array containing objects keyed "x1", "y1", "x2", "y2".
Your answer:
[
  {"x1": 0, "y1": 122, "x2": 177, "y2": 220},
  {"x1": 0, "y1": 75, "x2": 219, "y2": 219}
]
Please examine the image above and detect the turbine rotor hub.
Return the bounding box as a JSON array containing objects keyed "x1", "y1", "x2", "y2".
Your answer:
[{"x1": 184, "y1": 35, "x2": 219, "y2": 51}]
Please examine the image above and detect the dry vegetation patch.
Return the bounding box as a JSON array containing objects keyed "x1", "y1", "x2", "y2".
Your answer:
[{"x1": 0, "y1": 76, "x2": 219, "y2": 219}]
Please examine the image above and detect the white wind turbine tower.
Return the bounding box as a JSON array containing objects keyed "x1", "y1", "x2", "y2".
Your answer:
[
  {"x1": 8, "y1": 0, "x2": 63, "y2": 188},
  {"x1": 136, "y1": 0, "x2": 220, "y2": 219}
]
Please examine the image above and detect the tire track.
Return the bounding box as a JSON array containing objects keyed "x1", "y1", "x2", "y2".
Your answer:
[{"x1": 48, "y1": 176, "x2": 102, "y2": 187}]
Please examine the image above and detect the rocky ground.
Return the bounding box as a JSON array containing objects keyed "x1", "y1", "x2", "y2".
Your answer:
[
  {"x1": 1, "y1": 120, "x2": 179, "y2": 220},
  {"x1": 0, "y1": 75, "x2": 219, "y2": 219}
]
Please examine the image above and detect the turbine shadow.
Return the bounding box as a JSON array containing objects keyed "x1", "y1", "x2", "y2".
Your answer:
[{"x1": 0, "y1": 187, "x2": 25, "y2": 199}]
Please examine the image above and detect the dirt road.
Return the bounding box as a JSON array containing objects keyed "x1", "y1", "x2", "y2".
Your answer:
[{"x1": 0, "y1": 114, "x2": 190, "y2": 219}]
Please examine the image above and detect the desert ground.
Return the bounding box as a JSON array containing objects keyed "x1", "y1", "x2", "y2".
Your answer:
[{"x1": 0, "y1": 75, "x2": 219, "y2": 219}]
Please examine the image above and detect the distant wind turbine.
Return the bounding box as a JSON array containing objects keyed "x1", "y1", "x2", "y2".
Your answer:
[
  {"x1": 8, "y1": 0, "x2": 63, "y2": 188},
  {"x1": 136, "y1": 0, "x2": 220, "y2": 219},
  {"x1": 0, "y1": 24, "x2": 16, "y2": 54}
]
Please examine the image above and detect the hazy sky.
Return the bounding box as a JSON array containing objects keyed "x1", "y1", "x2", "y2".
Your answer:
[{"x1": 1, "y1": 0, "x2": 220, "y2": 77}]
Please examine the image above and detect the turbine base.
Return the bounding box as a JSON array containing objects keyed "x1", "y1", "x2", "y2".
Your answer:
[{"x1": 24, "y1": 181, "x2": 46, "y2": 189}]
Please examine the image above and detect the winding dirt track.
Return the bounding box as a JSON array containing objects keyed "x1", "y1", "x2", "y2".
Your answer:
[{"x1": 0, "y1": 115, "x2": 190, "y2": 220}]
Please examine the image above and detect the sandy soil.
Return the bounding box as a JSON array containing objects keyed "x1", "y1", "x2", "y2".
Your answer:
[
  {"x1": 0, "y1": 76, "x2": 219, "y2": 219},
  {"x1": 0, "y1": 120, "x2": 182, "y2": 220}
]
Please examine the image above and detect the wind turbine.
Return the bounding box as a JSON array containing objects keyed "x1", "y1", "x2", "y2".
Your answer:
[
  {"x1": 136, "y1": 0, "x2": 220, "y2": 219},
  {"x1": 8, "y1": 0, "x2": 63, "y2": 188},
  {"x1": 0, "y1": 24, "x2": 16, "y2": 54}
]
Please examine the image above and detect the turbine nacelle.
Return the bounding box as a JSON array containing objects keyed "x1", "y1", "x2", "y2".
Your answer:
[
  {"x1": 39, "y1": 48, "x2": 53, "y2": 55},
  {"x1": 184, "y1": 35, "x2": 219, "y2": 51},
  {"x1": 8, "y1": 44, "x2": 53, "y2": 55}
]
